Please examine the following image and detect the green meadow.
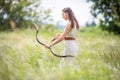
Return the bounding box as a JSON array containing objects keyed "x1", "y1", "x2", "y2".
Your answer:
[{"x1": 0, "y1": 26, "x2": 120, "y2": 80}]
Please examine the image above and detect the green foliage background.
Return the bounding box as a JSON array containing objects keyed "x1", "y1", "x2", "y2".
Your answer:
[
  {"x1": 0, "y1": 26, "x2": 120, "y2": 80},
  {"x1": 0, "y1": 0, "x2": 52, "y2": 31},
  {"x1": 87, "y1": 0, "x2": 120, "y2": 34}
]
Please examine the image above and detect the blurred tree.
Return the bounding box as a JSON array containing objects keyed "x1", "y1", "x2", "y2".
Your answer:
[
  {"x1": 87, "y1": 0, "x2": 120, "y2": 34},
  {"x1": 0, "y1": 0, "x2": 52, "y2": 31},
  {"x1": 85, "y1": 20, "x2": 96, "y2": 27},
  {"x1": 91, "y1": 20, "x2": 96, "y2": 26},
  {"x1": 85, "y1": 21, "x2": 90, "y2": 27}
]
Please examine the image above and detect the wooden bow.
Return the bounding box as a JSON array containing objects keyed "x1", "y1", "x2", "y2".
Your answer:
[{"x1": 32, "y1": 22, "x2": 73, "y2": 58}]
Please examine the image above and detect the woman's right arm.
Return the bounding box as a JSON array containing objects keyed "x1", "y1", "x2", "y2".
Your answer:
[
  {"x1": 51, "y1": 33, "x2": 62, "y2": 42},
  {"x1": 49, "y1": 22, "x2": 72, "y2": 47}
]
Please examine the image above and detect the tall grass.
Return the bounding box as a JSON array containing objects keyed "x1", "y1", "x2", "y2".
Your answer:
[{"x1": 0, "y1": 26, "x2": 120, "y2": 80}]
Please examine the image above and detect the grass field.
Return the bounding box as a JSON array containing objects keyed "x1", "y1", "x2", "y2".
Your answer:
[{"x1": 0, "y1": 26, "x2": 120, "y2": 80}]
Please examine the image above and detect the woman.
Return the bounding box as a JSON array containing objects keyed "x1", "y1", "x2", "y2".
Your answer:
[{"x1": 45, "y1": 7, "x2": 80, "y2": 67}]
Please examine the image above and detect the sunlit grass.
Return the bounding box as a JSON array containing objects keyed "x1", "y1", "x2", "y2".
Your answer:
[{"x1": 0, "y1": 27, "x2": 120, "y2": 80}]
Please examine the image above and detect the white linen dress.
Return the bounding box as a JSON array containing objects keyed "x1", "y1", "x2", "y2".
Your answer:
[
  {"x1": 64, "y1": 25, "x2": 78, "y2": 56},
  {"x1": 60, "y1": 25, "x2": 78, "y2": 68}
]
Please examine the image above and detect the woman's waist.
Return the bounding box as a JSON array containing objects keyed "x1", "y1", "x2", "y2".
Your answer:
[{"x1": 64, "y1": 37, "x2": 76, "y2": 40}]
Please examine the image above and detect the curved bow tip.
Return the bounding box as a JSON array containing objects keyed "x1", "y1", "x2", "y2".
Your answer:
[{"x1": 32, "y1": 22, "x2": 39, "y2": 31}]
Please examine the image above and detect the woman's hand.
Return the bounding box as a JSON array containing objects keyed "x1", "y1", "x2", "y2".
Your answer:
[{"x1": 45, "y1": 44, "x2": 51, "y2": 49}]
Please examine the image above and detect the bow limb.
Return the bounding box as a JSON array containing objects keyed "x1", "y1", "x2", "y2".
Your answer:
[
  {"x1": 32, "y1": 22, "x2": 45, "y2": 46},
  {"x1": 36, "y1": 30, "x2": 45, "y2": 46},
  {"x1": 49, "y1": 47, "x2": 74, "y2": 58}
]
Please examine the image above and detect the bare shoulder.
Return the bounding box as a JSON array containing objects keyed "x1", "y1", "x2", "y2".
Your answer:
[
  {"x1": 67, "y1": 21, "x2": 71, "y2": 27},
  {"x1": 65, "y1": 21, "x2": 72, "y2": 30}
]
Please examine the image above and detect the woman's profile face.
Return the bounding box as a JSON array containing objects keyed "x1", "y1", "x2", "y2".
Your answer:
[{"x1": 62, "y1": 11, "x2": 68, "y2": 20}]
